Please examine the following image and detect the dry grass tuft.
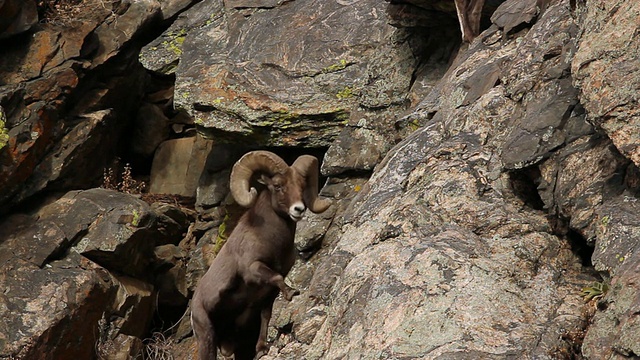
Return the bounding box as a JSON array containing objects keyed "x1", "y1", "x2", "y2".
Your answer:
[
  {"x1": 101, "y1": 158, "x2": 147, "y2": 194},
  {"x1": 37, "y1": 0, "x2": 117, "y2": 26},
  {"x1": 142, "y1": 332, "x2": 175, "y2": 360},
  {"x1": 95, "y1": 330, "x2": 178, "y2": 360}
]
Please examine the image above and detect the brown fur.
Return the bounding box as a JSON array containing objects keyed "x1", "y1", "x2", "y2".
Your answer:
[
  {"x1": 191, "y1": 171, "x2": 308, "y2": 360},
  {"x1": 455, "y1": 0, "x2": 486, "y2": 42}
]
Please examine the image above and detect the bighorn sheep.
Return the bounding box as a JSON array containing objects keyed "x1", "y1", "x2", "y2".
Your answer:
[{"x1": 191, "y1": 151, "x2": 331, "y2": 360}]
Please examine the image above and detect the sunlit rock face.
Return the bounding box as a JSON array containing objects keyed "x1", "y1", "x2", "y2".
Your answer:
[{"x1": 1, "y1": 0, "x2": 640, "y2": 359}]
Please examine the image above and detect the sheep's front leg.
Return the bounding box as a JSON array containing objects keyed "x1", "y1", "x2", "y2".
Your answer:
[{"x1": 248, "y1": 261, "x2": 299, "y2": 300}]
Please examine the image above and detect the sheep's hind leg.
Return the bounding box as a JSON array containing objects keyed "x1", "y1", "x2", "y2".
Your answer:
[
  {"x1": 255, "y1": 302, "x2": 274, "y2": 357},
  {"x1": 191, "y1": 303, "x2": 217, "y2": 360},
  {"x1": 248, "y1": 261, "x2": 299, "y2": 301}
]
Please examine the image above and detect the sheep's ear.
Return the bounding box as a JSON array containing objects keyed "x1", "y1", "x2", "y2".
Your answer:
[{"x1": 258, "y1": 174, "x2": 272, "y2": 186}]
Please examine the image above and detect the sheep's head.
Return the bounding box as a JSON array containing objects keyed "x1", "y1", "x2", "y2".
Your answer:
[{"x1": 230, "y1": 151, "x2": 332, "y2": 221}]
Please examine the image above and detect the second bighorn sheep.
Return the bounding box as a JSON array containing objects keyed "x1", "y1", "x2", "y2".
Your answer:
[{"x1": 191, "y1": 151, "x2": 331, "y2": 360}]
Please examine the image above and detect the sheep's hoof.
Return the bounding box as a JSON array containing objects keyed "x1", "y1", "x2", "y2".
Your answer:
[
  {"x1": 256, "y1": 341, "x2": 269, "y2": 358},
  {"x1": 283, "y1": 287, "x2": 300, "y2": 301}
]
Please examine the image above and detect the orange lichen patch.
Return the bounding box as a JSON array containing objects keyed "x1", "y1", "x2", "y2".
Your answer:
[
  {"x1": 0, "y1": 107, "x2": 56, "y2": 190},
  {"x1": 200, "y1": 68, "x2": 230, "y2": 88},
  {"x1": 239, "y1": 91, "x2": 289, "y2": 113},
  {"x1": 203, "y1": 88, "x2": 236, "y2": 104},
  {"x1": 57, "y1": 67, "x2": 80, "y2": 92},
  {"x1": 289, "y1": 12, "x2": 316, "y2": 29},
  {"x1": 25, "y1": 68, "x2": 79, "y2": 104},
  {"x1": 197, "y1": 71, "x2": 240, "y2": 103},
  {"x1": 28, "y1": 31, "x2": 61, "y2": 79},
  {"x1": 276, "y1": 134, "x2": 299, "y2": 146},
  {"x1": 195, "y1": 69, "x2": 293, "y2": 114}
]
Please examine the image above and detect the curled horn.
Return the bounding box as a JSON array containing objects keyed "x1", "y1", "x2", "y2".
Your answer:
[
  {"x1": 292, "y1": 155, "x2": 332, "y2": 213},
  {"x1": 230, "y1": 151, "x2": 289, "y2": 207}
]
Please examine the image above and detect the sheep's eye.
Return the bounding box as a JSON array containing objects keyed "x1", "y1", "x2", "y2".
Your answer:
[{"x1": 274, "y1": 185, "x2": 282, "y2": 192}]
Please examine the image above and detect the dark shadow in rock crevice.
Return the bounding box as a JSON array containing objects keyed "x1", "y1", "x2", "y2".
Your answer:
[
  {"x1": 507, "y1": 166, "x2": 598, "y2": 269},
  {"x1": 508, "y1": 166, "x2": 545, "y2": 211},
  {"x1": 507, "y1": 163, "x2": 600, "y2": 271},
  {"x1": 566, "y1": 228, "x2": 594, "y2": 268},
  {"x1": 623, "y1": 162, "x2": 640, "y2": 198},
  {"x1": 386, "y1": 1, "x2": 463, "y2": 105}
]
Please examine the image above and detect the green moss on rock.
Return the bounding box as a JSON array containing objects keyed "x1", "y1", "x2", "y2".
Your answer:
[
  {"x1": 322, "y1": 59, "x2": 349, "y2": 73},
  {"x1": 0, "y1": 107, "x2": 9, "y2": 150},
  {"x1": 213, "y1": 213, "x2": 230, "y2": 255},
  {"x1": 336, "y1": 86, "x2": 354, "y2": 99},
  {"x1": 162, "y1": 29, "x2": 187, "y2": 56}
]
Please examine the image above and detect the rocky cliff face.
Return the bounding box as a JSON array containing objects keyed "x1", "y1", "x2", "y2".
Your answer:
[{"x1": 1, "y1": 0, "x2": 639, "y2": 359}]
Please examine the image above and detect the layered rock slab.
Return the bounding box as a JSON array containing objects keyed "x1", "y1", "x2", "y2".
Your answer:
[
  {"x1": 170, "y1": 0, "x2": 459, "y2": 175},
  {"x1": 174, "y1": 0, "x2": 395, "y2": 147},
  {"x1": 0, "y1": 188, "x2": 188, "y2": 358}
]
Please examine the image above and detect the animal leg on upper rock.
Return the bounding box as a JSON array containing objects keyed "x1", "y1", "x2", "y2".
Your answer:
[{"x1": 248, "y1": 261, "x2": 300, "y2": 301}]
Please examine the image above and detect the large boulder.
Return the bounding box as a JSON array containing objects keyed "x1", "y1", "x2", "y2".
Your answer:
[
  {"x1": 0, "y1": 188, "x2": 188, "y2": 358},
  {"x1": 260, "y1": 1, "x2": 613, "y2": 358},
  {"x1": 572, "y1": 0, "x2": 640, "y2": 167},
  {"x1": 269, "y1": 128, "x2": 591, "y2": 358},
  {"x1": 0, "y1": 254, "x2": 116, "y2": 360},
  {"x1": 149, "y1": 135, "x2": 213, "y2": 197},
  {"x1": 569, "y1": 1, "x2": 640, "y2": 357},
  {"x1": 163, "y1": 0, "x2": 460, "y2": 175}
]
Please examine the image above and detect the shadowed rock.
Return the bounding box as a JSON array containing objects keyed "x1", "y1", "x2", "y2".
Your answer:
[
  {"x1": 0, "y1": 188, "x2": 189, "y2": 358},
  {"x1": 0, "y1": 0, "x2": 37, "y2": 39}
]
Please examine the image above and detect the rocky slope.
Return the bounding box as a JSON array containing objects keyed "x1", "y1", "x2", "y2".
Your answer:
[{"x1": 1, "y1": 0, "x2": 639, "y2": 359}]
